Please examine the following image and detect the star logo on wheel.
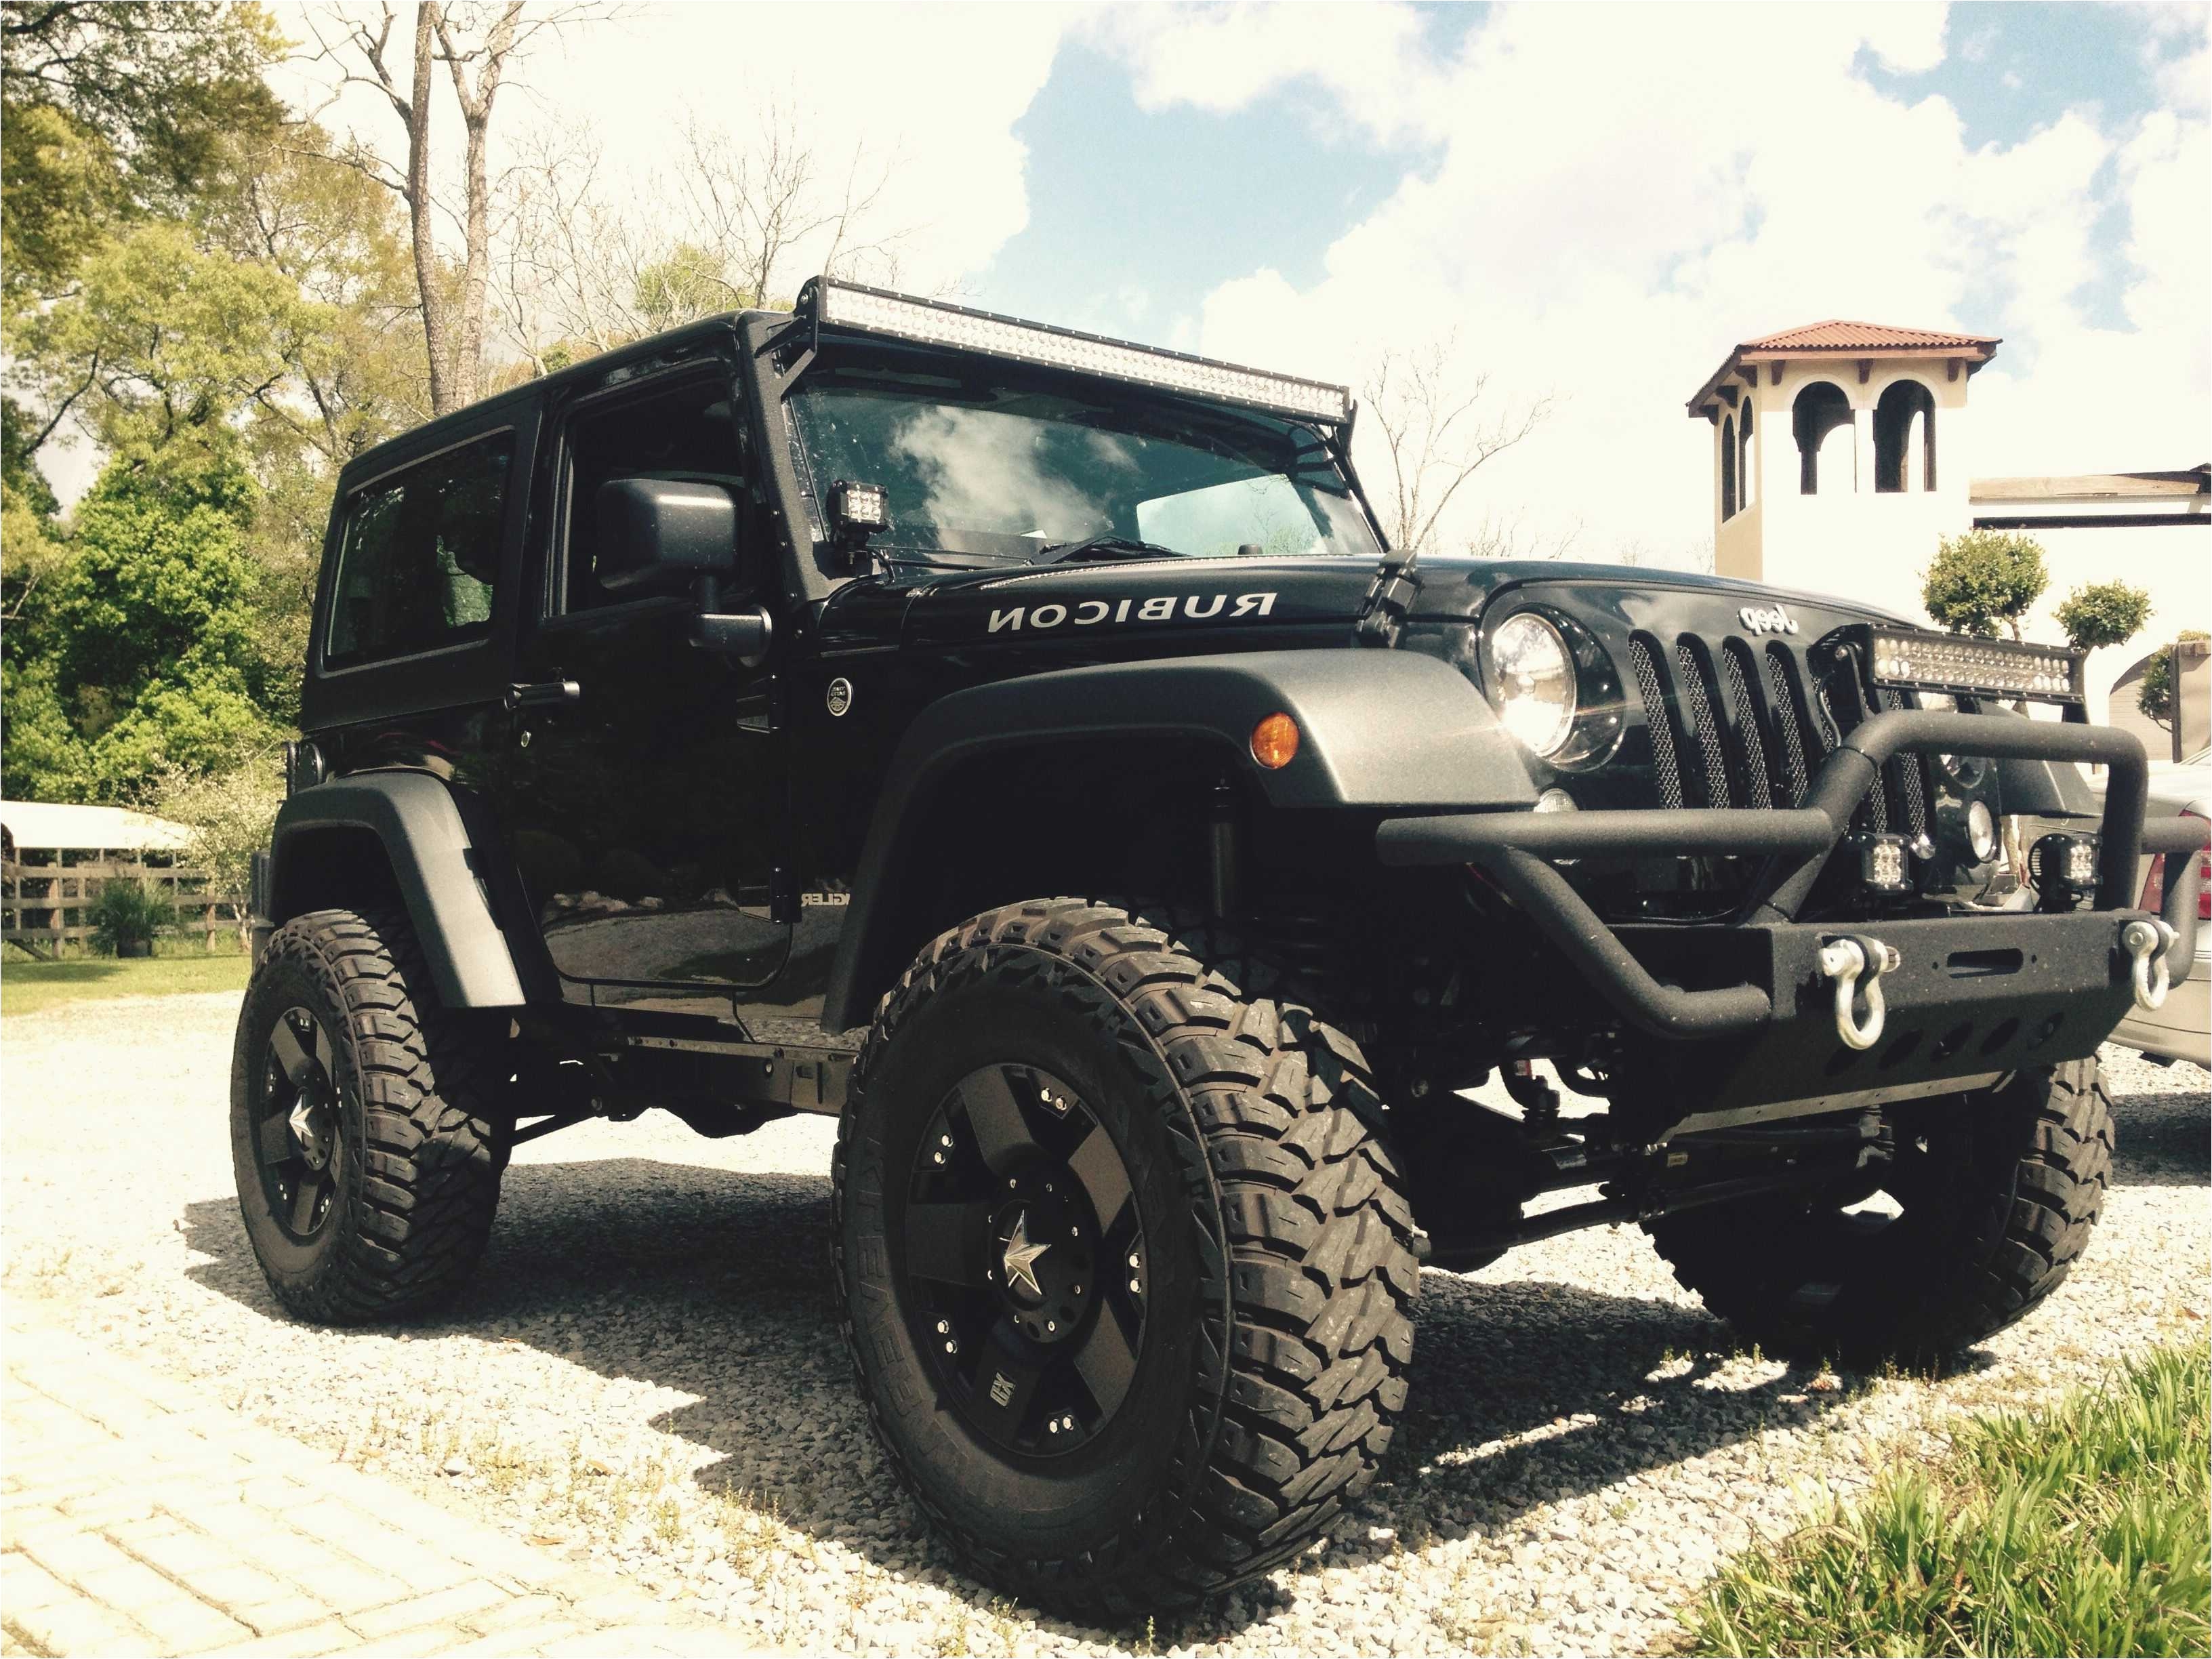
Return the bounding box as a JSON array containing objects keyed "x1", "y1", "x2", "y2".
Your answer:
[{"x1": 1001, "y1": 1211, "x2": 1050, "y2": 1300}]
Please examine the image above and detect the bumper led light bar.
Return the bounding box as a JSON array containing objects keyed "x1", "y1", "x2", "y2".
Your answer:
[
  {"x1": 1864, "y1": 626, "x2": 2084, "y2": 704},
  {"x1": 805, "y1": 279, "x2": 1353, "y2": 426}
]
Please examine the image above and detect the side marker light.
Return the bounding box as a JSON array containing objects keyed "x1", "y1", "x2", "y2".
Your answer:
[{"x1": 1250, "y1": 712, "x2": 1300, "y2": 770}]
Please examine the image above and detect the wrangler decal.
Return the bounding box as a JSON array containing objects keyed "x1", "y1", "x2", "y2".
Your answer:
[{"x1": 980, "y1": 592, "x2": 1281, "y2": 634}]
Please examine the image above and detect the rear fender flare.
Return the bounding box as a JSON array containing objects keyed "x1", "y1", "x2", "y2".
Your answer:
[
  {"x1": 819, "y1": 649, "x2": 1534, "y2": 1030},
  {"x1": 268, "y1": 771, "x2": 529, "y2": 1008}
]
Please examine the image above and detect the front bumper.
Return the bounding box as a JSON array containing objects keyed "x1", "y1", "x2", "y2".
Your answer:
[{"x1": 1378, "y1": 711, "x2": 2205, "y2": 1107}]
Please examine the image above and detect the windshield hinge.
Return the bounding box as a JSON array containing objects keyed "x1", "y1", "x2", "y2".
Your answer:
[{"x1": 1354, "y1": 560, "x2": 1421, "y2": 647}]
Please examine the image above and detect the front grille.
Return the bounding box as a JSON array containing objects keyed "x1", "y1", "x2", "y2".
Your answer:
[{"x1": 1626, "y1": 630, "x2": 1934, "y2": 826}]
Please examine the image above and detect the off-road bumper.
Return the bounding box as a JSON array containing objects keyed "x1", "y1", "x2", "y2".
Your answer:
[{"x1": 1377, "y1": 711, "x2": 2204, "y2": 1112}]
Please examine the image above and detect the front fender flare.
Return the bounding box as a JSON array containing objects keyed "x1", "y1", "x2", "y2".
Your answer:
[
  {"x1": 819, "y1": 649, "x2": 1534, "y2": 1031},
  {"x1": 269, "y1": 771, "x2": 528, "y2": 1008}
]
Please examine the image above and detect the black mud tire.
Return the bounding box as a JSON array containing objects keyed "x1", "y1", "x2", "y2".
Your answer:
[
  {"x1": 229, "y1": 906, "x2": 510, "y2": 1324},
  {"x1": 832, "y1": 899, "x2": 1418, "y2": 1619},
  {"x1": 1646, "y1": 1059, "x2": 2113, "y2": 1366}
]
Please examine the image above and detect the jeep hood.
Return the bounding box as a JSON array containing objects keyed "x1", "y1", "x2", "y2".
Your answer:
[{"x1": 818, "y1": 554, "x2": 1910, "y2": 651}]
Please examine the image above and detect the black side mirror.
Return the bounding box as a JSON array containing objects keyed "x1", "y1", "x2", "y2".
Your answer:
[{"x1": 596, "y1": 478, "x2": 739, "y2": 596}]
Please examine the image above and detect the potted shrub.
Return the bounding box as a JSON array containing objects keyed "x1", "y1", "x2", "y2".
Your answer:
[{"x1": 90, "y1": 879, "x2": 173, "y2": 958}]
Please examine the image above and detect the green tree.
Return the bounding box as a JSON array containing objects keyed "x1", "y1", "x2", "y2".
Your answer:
[
  {"x1": 0, "y1": 1, "x2": 284, "y2": 289},
  {"x1": 2055, "y1": 581, "x2": 2153, "y2": 653},
  {"x1": 2140, "y1": 632, "x2": 2209, "y2": 733},
  {"x1": 1921, "y1": 530, "x2": 2049, "y2": 641},
  {"x1": 156, "y1": 752, "x2": 283, "y2": 944},
  {"x1": 10, "y1": 463, "x2": 280, "y2": 802}
]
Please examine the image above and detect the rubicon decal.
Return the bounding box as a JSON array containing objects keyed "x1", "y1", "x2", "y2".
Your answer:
[{"x1": 985, "y1": 592, "x2": 1279, "y2": 634}]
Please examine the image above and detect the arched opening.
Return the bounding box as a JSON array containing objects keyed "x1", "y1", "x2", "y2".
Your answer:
[
  {"x1": 1739, "y1": 402, "x2": 1754, "y2": 509},
  {"x1": 1793, "y1": 382, "x2": 1853, "y2": 495},
  {"x1": 1874, "y1": 380, "x2": 1937, "y2": 493},
  {"x1": 1721, "y1": 413, "x2": 1737, "y2": 519}
]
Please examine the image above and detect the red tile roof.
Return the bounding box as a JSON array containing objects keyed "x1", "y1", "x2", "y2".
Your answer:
[
  {"x1": 1687, "y1": 320, "x2": 2002, "y2": 415},
  {"x1": 1739, "y1": 319, "x2": 2001, "y2": 352}
]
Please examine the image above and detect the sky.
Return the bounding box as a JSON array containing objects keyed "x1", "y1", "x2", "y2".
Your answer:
[{"x1": 260, "y1": 0, "x2": 2209, "y2": 569}]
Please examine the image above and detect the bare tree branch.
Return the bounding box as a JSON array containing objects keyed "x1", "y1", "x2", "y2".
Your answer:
[{"x1": 1360, "y1": 334, "x2": 1551, "y2": 555}]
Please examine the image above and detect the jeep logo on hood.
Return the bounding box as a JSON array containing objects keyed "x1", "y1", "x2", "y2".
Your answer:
[
  {"x1": 986, "y1": 592, "x2": 1278, "y2": 634},
  {"x1": 1739, "y1": 604, "x2": 1800, "y2": 636}
]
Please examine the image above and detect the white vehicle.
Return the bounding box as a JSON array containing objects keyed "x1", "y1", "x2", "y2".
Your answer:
[{"x1": 2109, "y1": 747, "x2": 2210, "y2": 1067}]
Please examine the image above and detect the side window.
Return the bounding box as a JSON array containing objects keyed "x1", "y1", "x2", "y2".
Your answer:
[
  {"x1": 560, "y1": 376, "x2": 746, "y2": 612},
  {"x1": 326, "y1": 434, "x2": 511, "y2": 668}
]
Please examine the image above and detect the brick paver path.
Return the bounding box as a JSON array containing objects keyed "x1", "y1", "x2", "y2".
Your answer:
[{"x1": 2, "y1": 1307, "x2": 749, "y2": 1657}]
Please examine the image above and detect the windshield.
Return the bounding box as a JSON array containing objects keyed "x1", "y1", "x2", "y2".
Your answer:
[{"x1": 785, "y1": 359, "x2": 1380, "y2": 565}]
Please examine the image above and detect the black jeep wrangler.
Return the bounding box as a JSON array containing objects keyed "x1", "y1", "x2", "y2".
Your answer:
[{"x1": 232, "y1": 281, "x2": 2203, "y2": 1616}]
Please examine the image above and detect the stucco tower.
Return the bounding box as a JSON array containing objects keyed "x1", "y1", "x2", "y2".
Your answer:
[{"x1": 1685, "y1": 321, "x2": 2001, "y2": 598}]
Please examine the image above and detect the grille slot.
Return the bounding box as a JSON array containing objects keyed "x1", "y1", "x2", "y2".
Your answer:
[
  {"x1": 1629, "y1": 635, "x2": 1683, "y2": 809},
  {"x1": 1720, "y1": 642, "x2": 1774, "y2": 809},
  {"x1": 1875, "y1": 688, "x2": 1932, "y2": 845},
  {"x1": 1763, "y1": 646, "x2": 1811, "y2": 805},
  {"x1": 1675, "y1": 642, "x2": 1735, "y2": 807}
]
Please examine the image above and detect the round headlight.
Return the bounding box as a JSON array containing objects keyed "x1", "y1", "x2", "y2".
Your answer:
[
  {"x1": 1492, "y1": 613, "x2": 1578, "y2": 757},
  {"x1": 1967, "y1": 800, "x2": 1999, "y2": 863}
]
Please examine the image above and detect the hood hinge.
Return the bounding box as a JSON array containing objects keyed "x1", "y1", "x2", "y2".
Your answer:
[{"x1": 1354, "y1": 560, "x2": 1421, "y2": 647}]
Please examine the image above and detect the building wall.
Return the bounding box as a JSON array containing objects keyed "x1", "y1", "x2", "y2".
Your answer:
[{"x1": 1713, "y1": 360, "x2": 1973, "y2": 611}]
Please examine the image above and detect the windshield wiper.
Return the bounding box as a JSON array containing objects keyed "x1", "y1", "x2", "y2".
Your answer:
[{"x1": 1031, "y1": 534, "x2": 1183, "y2": 565}]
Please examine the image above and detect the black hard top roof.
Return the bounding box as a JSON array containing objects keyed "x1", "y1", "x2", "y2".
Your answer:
[{"x1": 340, "y1": 310, "x2": 789, "y2": 487}]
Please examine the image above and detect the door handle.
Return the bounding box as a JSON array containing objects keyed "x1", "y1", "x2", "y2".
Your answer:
[{"x1": 505, "y1": 678, "x2": 581, "y2": 710}]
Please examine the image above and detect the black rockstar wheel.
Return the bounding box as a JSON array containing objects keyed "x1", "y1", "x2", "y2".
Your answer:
[
  {"x1": 249, "y1": 1006, "x2": 344, "y2": 1242},
  {"x1": 834, "y1": 900, "x2": 1417, "y2": 1618},
  {"x1": 230, "y1": 906, "x2": 509, "y2": 1324},
  {"x1": 901, "y1": 1063, "x2": 1148, "y2": 1456}
]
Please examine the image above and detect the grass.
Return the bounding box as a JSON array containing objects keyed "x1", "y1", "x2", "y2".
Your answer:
[
  {"x1": 0, "y1": 950, "x2": 251, "y2": 1017},
  {"x1": 1686, "y1": 1343, "x2": 2211, "y2": 1658}
]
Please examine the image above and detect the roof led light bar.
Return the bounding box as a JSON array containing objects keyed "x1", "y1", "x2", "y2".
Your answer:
[
  {"x1": 806, "y1": 279, "x2": 1353, "y2": 426},
  {"x1": 1865, "y1": 626, "x2": 2085, "y2": 704}
]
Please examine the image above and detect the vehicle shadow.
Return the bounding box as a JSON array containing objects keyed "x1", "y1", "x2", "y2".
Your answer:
[
  {"x1": 2108, "y1": 1072, "x2": 2211, "y2": 1187},
  {"x1": 180, "y1": 1151, "x2": 1905, "y2": 1637}
]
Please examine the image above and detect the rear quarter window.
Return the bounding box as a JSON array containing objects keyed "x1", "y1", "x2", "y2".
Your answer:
[{"x1": 325, "y1": 434, "x2": 512, "y2": 669}]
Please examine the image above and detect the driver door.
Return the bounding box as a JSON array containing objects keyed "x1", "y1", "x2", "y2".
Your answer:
[{"x1": 496, "y1": 365, "x2": 787, "y2": 1019}]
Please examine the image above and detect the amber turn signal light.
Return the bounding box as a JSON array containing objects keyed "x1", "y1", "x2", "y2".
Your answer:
[{"x1": 1250, "y1": 712, "x2": 1300, "y2": 770}]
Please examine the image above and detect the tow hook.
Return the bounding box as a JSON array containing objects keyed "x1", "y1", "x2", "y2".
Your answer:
[
  {"x1": 1819, "y1": 935, "x2": 1898, "y2": 1051},
  {"x1": 2122, "y1": 918, "x2": 2180, "y2": 1012}
]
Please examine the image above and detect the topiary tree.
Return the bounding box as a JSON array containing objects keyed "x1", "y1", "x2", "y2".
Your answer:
[
  {"x1": 2055, "y1": 581, "x2": 2152, "y2": 653},
  {"x1": 1921, "y1": 530, "x2": 2048, "y2": 641},
  {"x1": 2139, "y1": 630, "x2": 2210, "y2": 731}
]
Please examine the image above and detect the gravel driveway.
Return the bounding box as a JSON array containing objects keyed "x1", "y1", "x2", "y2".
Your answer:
[{"x1": 4, "y1": 992, "x2": 2205, "y2": 1656}]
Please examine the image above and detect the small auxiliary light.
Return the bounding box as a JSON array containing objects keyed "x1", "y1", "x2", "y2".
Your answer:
[
  {"x1": 1532, "y1": 788, "x2": 1577, "y2": 814},
  {"x1": 1250, "y1": 712, "x2": 1300, "y2": 771},
  {"x1": 829, "y1": 480, "x2": 888, "y2": 567},
  {"x1": 1852, "y1": 832, "x2": 1911, "y2": 894},
  {"x1": 2027, "y1": 832, "x2": 2100, "y2": 908}
]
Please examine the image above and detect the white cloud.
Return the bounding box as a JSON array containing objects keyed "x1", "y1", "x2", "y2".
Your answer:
[{"x1": 1089, "y1": 1, "x2": 2209, "y2": 567}]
